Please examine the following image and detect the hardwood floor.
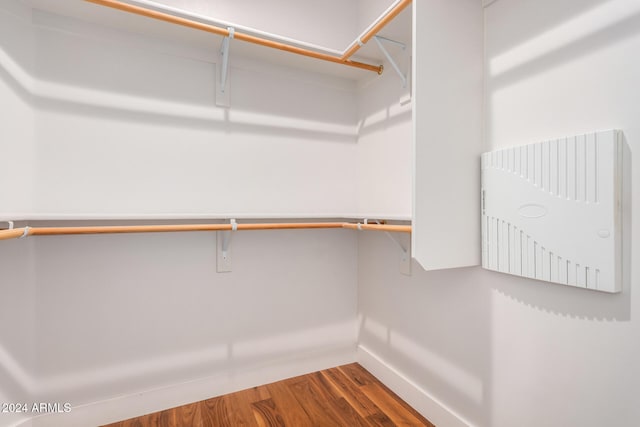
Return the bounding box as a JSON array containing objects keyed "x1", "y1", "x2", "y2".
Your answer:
[{"x1": 103, "y1": 363, "x2": 435, "y2": 427}]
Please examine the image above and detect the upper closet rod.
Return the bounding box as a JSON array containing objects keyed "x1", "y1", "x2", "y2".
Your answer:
[
  {"x1": 341, "y1": 0, "x2": 412, "y2": 60},
  {"x1": 126, "y1": 0, "x2": 344, "y2": 57},
  {"x1": 85, "y1": 0, "x2": 384, "y2": 74},
  {"x1": 0, "y1": 222, "x2": 411, "y2": 241}
]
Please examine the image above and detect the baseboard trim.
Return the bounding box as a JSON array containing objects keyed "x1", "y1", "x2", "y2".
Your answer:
[
  {"x1": 10, "y1": 418, "x2": 32, "y2": 427},
  {"x1": 24, "y1": 346, "x2": 355, "y2": 427},
  {"x1": 357, "y1": 345, "x2": 471, "y2": 427}
]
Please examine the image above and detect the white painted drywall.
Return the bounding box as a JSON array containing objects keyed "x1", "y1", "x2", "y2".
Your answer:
[
  {"x1": 0, "y1": 237, "x2": 36, "y2": 427},
  {"x1": 0, "y1": 3, "x2": 35, "y2": 216},
  {"x1": 359, "y1": 1, "x2": 640, "y2": 427},
  {"x1": 26, "y1": 227, "x2": 357, "y2": 426},
  {"x1": 483, "y1": 1, "x2": 639, "y2": 422},
  {"x1": 356, "y1": 69, "x2": 412, "y2": 218},
  {"x1": 26, "y1": 10, "x2": 358, "y2": 218},
  {"x1": 0, "y1": 1, "x2": 362, "y2": 426},
  {"x1": 412, "y1": 0, "x2": 484, "y2": 270},
  {"x1": 0, "y1": 5, "x2": 37, "y2": 426}
]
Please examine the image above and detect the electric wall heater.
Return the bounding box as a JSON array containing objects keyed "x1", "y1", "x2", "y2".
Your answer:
[{"x1": 481, "y1": 130, "x2": 623, "y2": 293}]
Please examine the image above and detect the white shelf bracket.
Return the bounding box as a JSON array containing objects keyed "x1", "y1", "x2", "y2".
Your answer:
[
  {"x1": 216, "y1": 27, "x2": 234, "y2": 107},
  {"x1": 385, "y1": 230, "x2": 412, "y2": 276},
  {"x1": 367, "y1": 219, "x2": 411, "y2": 276},
  {"x1": 1, "y1": 221, "x2": 14, "y2": 230},
  {"x1": 373, "y1": 35, "x2": 409, "y2": 88},
  {"x1": 217, "y1": 218, "x2": 236, "y2": 273}
]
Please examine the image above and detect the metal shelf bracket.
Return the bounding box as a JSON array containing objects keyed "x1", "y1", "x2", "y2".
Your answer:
[
  {"x1": 373, "y1": 35, "x2": 409, "y2": 88},
  {"x1": 217, "y1": 218, "x2": 236, "y2": 272},
  {"x1": 369, "y1": 219, "x2": 412, "y2": 276},
  {"x1": 216, "y1": 26, "x2": 234, "y2": 107}
]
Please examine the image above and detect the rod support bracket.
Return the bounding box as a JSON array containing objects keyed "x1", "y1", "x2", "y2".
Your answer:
[
  {"x1": 216, "y1": 26, "x2": 234, "y2": 107},
  {"x1": 373, "y1": 36, "x2": 409, "y2": 88},
  {"x1": 0, "y1": 221, "x2": 14, "y2": 230},
  {"x1": 373, "y1": 220, "x2": 411, "y2": 276},
  {"x1": 217, "y1": 219, "x2": 236, "y2": 273}
]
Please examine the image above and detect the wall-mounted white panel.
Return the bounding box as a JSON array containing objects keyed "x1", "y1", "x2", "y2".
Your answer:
[{"x1": 481, "y1": 130, "x2": 622, "y2": 293}]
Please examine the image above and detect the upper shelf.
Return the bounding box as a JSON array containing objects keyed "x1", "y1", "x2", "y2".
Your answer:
[{"x1": 24, "y1": 0, "x2": 412, "y2": 81}]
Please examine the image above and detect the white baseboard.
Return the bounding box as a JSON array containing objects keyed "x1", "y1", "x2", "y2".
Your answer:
[
  {"x1": 15, "y1": 345, "x2": 468, "y2": 427},
  {"x1": 23, "y1": 346, "x2": 355, "y2": 427},
  {"x1": 7, "y1": 417, "x2": 32, "y2": 427},
  {"x1": 357, "y1": 345, "x2": 471, "y2": 427}
]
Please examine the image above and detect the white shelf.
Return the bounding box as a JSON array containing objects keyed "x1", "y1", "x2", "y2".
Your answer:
[{"x1": 1, "y1": 213, "x2": 412, "y2": 222}]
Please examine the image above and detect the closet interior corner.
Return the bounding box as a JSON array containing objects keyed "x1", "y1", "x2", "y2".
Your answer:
[{"x1": 0, "y1": 0, "x2": 483, "y2": 426}]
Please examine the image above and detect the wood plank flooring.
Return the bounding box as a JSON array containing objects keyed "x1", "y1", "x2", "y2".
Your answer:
[{"x1": 103, "y1": 363, "x2": 435, "y2": 427}]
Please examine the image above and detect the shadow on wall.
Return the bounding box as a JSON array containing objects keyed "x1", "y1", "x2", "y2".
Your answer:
[
  {"x1": 19, "y1": 229, "x2": 357, "y2": 410},
  {"x1": 7, "y1": 321, "x2": 353, "y2": 404},
  {"x1": 0, "y1": 58, "x2": 356, "y2": 144},
  {"x1": 356, "y1": 70, "x2": 411, "y2": 139},
  {"x1": 0, "y1": 238, "x2": 35, "y2": 427},
  {"x1": 357, "y1": 230, "x2": 492, "y2": 426},
  {"x1": 357, "y1": 108, "x2": 411, "y2": 139},
  {"x1": 486, "y1": 0, "x2": 616, "y2": 58},
  {"x1": 33, "y1": 96, "x2": 357, "y2": 144},
  {"x1": 488, "y1": 2, "x2": 640, "y2": 91},
  {"x1": 0, "y1": 9, "x2": 358, "y2": 145}
]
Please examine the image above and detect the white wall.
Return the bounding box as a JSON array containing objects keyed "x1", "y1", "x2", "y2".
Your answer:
[
  {"x1": 0, "y1": 4, "x2": 37, "y2": 427},
  {"x1": 483, "y1": 0, "x2": 639, "y2": 423},
  {"x1": 356, "y1": 69, "x2": 412, "y2": 218},
  {"x1": 24, "y1": 9, "x2": 358, "y2": 218},
  {"x1": 26, "y1": 227, "x2": 357, "y2": 426},
  {"x1": 0, "y1": 2, "x2": 35, "y2": 215},
  {"x1": 0, "y1": 1, "x2": 363, "y2": 426},
  {"x1": 358, "y1": 1, "x2": 640, "y2": 427},
  {"x1": 0, "y1": 237, "x2": 36, "y2": 427}
]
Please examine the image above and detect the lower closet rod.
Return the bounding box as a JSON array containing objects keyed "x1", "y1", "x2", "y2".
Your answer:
[{"x1": 0, "y1": 222, "x2": 411, "y2": 241}]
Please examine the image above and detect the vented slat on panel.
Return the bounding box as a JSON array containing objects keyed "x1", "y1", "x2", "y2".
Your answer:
[
  {"x1": 567, "y1": 260, "x2": 576, "y2": 286},
  {"x1": 567, "y1": 137, "x2": 577, "y2": 200},
  {"x1": 481, "y1": 130, "x2": 622, "y2": 293},
  {"x1": 550, "y1": 139, "x2": 559, "y2": 196},
  {"x1": 527, "y1": 235, "x2": 535, "y2": 279},
  {"x1": 514, "y1": 226, "x2": 522, "y2": 275},
  {"x1": 576, "y1": 264, "x2": 585, "y2": 288},
  {"x1": 535, "y1": 243, "x2": 543, "y2": 279},
  {"x1": 586, "y1": 266, "x2": 597, "y2": 290},
  {"x1": 527, "y1": 144, "x2": 535, "y2": 183},
  {"x1": 534, "y1": 142, "x2": 543, "y2": 188},
  {"x1": 488, "y1": 217, "x2": 496, "y2": 270},
  {"x1": 542, "y1": 141, "x2": 550, "y2": 192},
  {"x1": 558, "y1": 138, "x2": 567, "y2": 199},
  {"x1": 586, "y1": 133, "x2": 597, "y2": 203},
  {"x1": 549, "y1": 252, "x2": 557, "y2": 283},
  {"x1": 558, "y1": 256, "x2": 567, "y2": 285},
  {"x1": 576, "y1": 134, "x2": 586, "y2": 202}
]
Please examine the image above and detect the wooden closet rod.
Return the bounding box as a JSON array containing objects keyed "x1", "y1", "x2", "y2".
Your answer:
[
  {"x1": 0, "y1": 222, "x2": 411, "y2": 241},
  {"x1": 341, "y1": 0, "x2": 412, "y2": 60},
  {"x1": 85, "y1": 0, "x2": 384, "y2": 74},
  {"x1": 342, "y1": 223, "x2": 411, "y2": 233}
]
